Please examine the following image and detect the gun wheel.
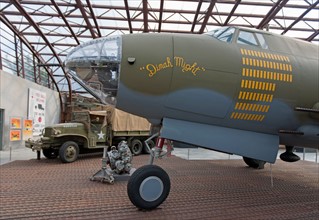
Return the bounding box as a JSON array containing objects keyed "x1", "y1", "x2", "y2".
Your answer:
[{"x1": 127, "y1": 165, "x2": 170, "y2": 210}]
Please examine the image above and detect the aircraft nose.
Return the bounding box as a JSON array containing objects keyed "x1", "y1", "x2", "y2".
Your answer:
[{"x1": 64, "y1": 36, "x2": 122, "y2": 105}]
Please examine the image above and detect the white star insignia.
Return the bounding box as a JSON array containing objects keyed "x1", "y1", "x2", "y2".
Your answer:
[{"x1": 97, "y1": 131, "x2": 105, "y2": 140}]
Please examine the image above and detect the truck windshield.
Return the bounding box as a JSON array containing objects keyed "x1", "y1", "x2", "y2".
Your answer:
[{"x1": 64, "y1": 36, "x2": 122, "y2": 106}]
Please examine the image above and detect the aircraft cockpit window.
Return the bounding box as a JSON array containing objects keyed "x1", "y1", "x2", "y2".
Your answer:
[
  {"x1": 256, "y1": 33, "x2": 269, "y2": 49},
  {"x1": 205, "y1": 27, "x2": 235, "y2": 43},
  {"x1": 65, "y1": 36, "x2": 122, "y2": 106},
  {"x1": 237, "y1": 31, "x2": 258, "y2": 46}
]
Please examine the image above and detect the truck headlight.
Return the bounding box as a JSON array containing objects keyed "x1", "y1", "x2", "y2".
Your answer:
[{"x1": 53, "y1": 129, "x2": 61, "y2": 135}]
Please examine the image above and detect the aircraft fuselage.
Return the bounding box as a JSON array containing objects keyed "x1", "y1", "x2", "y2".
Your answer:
[
  {"x1": 117, "y1": 28, "x2": 318, "y2": 150},
  {"x1": 66, "y1": 26, "x2": 319, "y2": 162}
]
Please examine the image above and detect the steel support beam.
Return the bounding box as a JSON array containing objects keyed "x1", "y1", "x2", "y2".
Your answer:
[
  {"x1": 50, "y1": 0, "x2": 80, "y2": 45},
  {"x1": 3, "y1": 6, "x2": 319, "y2": 23},
  {"x1": 32, "y1": 54, "x2": 38, "y2": 84},
  {"x1": 158, "y1": 0, "x2": 164, "y2": 32},
  {"x1": 191, "y1": 0, "x2": 203, "y2": 33},
  {"x1": 224, "y1": 0, "x2": 241, "y2": 26},
  {"x1": 282, "y1": 0, "x2": 319, "y2": 34},
  {"x1": 19, "y1": 24, "x2": 317, "y2": 39},
  {"x1": 257, "y1": 0, "x2": 289, "y2": 29},
  {"x1": 199, "y1": 0, "x2": 217, "y2": 34},
  {"x1": 86, "y1": 0, "x2": 101, "y2": 37},
  {"x1": 6, "y1": 0, "x2": 319, "y2": 11},
  {"x1": 75, "y1": 0, "x2": 97, "y2": 38},
  {"x1": 14, "y1": 34, "x2": 19, "y2": 76},
  {"x1": 14, "y1": 35, "x2": 25, "y2": 78},
  {"x1": 7, "y1": 13, "x2": 319, "y2": 27},
  {"x1": 124, "y1": 0, "x2": 133, "y2": 33},
  {"x1": 306, "y1": 29, "x2": 319, "y2": 41},
  {"x1": 143, "y1": 0, "x2": 149, "y2": 33}
]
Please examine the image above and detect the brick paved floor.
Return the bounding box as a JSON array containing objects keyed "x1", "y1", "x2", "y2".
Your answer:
[{"x1": 0, "y1": 155, "x2": 318, "y2": 220}]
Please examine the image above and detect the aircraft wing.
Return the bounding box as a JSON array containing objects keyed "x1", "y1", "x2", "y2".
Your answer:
[{"x1": 161, "y1": 118, "x2": 279, "y2": 163}]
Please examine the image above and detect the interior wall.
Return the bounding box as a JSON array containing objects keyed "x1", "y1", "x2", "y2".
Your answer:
[{"x1": 0, "y1": 70, "x2": 61, "y2": 150}]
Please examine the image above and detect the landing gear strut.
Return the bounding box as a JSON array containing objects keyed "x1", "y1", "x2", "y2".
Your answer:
[{"x1": 127, "y1": 135, "x2": 173, "y2": 210}]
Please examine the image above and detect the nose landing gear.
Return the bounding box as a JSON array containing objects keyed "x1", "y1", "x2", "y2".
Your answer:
[
  {"x1": 127, "y1": 164, "x2": 170, "y2": 210},
  {"x1": 127, "y1": 136, "x2": 173, "y2": 210}
]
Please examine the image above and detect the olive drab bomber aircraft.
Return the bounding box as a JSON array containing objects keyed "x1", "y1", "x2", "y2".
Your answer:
[{"x1": 64, "y1": 26, "x2": 319, "y2": 210}]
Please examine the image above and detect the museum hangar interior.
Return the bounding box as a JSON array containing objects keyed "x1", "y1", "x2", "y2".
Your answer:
[
  {"x1": 0, "y1": 1, "x2": 319, "y2": 219},
  {"x1": 0, "y1": 0, "x2": 318, "y2": 151}
]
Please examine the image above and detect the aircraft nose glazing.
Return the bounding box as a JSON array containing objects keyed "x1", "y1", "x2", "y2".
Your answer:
[{"x1": 64, "y1": 36, "x2": 122, "y2": 106}]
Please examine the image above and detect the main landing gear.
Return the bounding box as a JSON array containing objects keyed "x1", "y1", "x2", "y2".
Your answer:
[
  {"x1": 243, "y1": 145, "x2": 301, "y2": 169},
  {"x1": 127, "y1": 136, "x2": 173, "y2": 210},
  {"x1": 243, "y1": 156, "x2": 266, "y2": 169}
]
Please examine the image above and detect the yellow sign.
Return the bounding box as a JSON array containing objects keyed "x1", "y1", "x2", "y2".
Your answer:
[
  {"x1": 23, "y1": 119, "x2": 33, "y2": 140},
  {"x1": 10, "y1": 117, "x2": 22, "y2": 129},
  {"x1": 140, "y1": 56, "x2": 206, "y2": 77},
  {"x1": 24, "y1": 119, "x2": 33, "y2": 129},
  {"x1": 10, "y1": 130, "x2": 21, "y2": 141}
]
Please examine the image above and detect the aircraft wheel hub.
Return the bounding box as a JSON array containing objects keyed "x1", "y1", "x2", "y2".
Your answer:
[{"x1": 139, "y1": 176, "x2": 164, "y2": 202}]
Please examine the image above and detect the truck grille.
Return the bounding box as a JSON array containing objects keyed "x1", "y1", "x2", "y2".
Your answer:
[{"x1": 44, "y1": 128, "x2": 53, "y2": 137}]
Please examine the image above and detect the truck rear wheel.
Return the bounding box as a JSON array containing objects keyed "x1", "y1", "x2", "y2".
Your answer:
[
  {"x1": 59, "y1": 141, "x2": 79, "y2": 163},
  {"x1": 130, "y1": 139, "x2": 143, "y2": 156},
  {"x1": 42, "y1": 148, "x2": 58, "y2": 159}
]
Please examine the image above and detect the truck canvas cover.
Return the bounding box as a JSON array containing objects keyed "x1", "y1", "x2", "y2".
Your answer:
[
  {"x1": 110, "y1": 108, "x2": 151, "y2": 132},
  {"x1": 90, "y1": 107, "x2": 151, "y2": 132}
]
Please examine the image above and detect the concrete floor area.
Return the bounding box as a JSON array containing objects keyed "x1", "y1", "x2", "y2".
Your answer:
[{"x1": 0, "y1": 147, "x2": 318, "y2": 219}]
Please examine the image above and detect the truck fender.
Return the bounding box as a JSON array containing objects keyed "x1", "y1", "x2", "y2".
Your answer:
[{"x1": 55, "y1": 134, "x2": 89, "y2": 148}]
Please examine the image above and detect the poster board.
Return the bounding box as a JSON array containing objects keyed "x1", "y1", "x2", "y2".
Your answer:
[{"x1": 28, "y1": 88, "x2": 46, "y2": 136}]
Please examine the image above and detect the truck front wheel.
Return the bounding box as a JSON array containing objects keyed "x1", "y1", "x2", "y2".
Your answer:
[{"x1": 59, "y1": 141, "x2": 79, "y2": 163}]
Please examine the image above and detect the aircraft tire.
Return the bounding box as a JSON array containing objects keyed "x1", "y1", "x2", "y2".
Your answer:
[
  {"x1": 142, "y1": 139, "x2": 155, "y2": 154},
  {"x1": 42, "y1": 148, "x2": 58, "y2": 159},
  {"x1": 59, "y1": 141, "x2": 79, "y2": 163},
  {"x1": 130, "y1": 138, "x2": 143, "y2": 155},
  {"x1": 243, "y1": 157, "x2": 266, "y2": 169},
  {"x1": 127, "y1": 165, "x2": 170, "y2": 210}
]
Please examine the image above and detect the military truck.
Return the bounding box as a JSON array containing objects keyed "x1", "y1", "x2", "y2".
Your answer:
[{"x1": 25, "y1": 108, "x2": 155, "y2": 163}]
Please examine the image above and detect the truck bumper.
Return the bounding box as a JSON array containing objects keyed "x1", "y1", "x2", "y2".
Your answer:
[{"x1": 25, "y1": 139, "x2": 50, "y2": 151}]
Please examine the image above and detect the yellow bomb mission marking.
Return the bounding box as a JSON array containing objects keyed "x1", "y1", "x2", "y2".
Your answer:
[{"x1": 140, "y1": 56, "x2": 206, "y2": 77}]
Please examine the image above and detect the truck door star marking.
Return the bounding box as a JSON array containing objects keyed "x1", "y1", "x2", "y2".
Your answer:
[{"x1": 97, "y1": 131, "x2": 105, "y2": 140}]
